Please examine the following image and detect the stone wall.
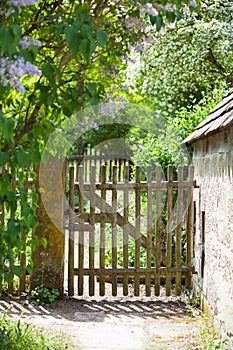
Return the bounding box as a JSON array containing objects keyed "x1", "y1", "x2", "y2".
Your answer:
[{"x1": 192, "y1": 125, "x2": 233, "y2": 346}]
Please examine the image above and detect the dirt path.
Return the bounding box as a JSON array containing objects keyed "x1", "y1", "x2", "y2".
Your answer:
[{"x1": 0, "y1": 292, "x2": 201, "y2": 350}]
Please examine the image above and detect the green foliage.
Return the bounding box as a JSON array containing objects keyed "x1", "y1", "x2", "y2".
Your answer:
[
  {"x1": 30, "y1": 284, "x2": 60, "y2": 306},
  {"x1": 124, "y1": 1, "x2": 231, "y2": 113},
  {"x1": 0, "y1": 314, "x2": 74, "y2": 350},
  {"x1": 182, "y1": 287, "x2": 230, "y2": 349},
  {"x1": 200, "y1": 318, "x2": 229, "y2": 350},
  {"x1": 130, "y1": 88, "x2": 226, "y2": 175},
  {"x1": 0, "y1": 0, "x2": 199, "y2": 291}
]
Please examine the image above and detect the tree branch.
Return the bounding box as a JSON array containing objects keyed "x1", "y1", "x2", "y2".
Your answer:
[
  {"x1": 207, "y1": 48, "x2": 233, "y2": 86},
  {"x1": 3, "y1": 101, "x2": 43, "y2": 152}
]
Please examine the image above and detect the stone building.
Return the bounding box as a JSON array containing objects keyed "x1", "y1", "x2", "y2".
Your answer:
[{"x1": 183, "y1": 90, "x2": 233, "y2": 346}]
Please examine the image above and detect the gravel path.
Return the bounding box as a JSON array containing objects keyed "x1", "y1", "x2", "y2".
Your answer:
[{"x1": 0, "y1": 289, "x2": 202, "y2": 350}]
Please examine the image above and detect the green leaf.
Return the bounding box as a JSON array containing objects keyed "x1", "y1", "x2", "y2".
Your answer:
[
  {"x1": 149, "y1": 15, "x2": 157, "y2": 25},
  {"x1": 6, "y1": 190, "x2": 16, "y2": 203},
  {"x1": 86, "y1": 82, "x2": 97, "y2": 97},
  {"x1": 12, "y1": 25, "x2": 21, "y2": 37},
  {"x1": 31, "y1": 237, "x2": 38, "y2": 251},
  {"x1": 41, "y1": 237, "x2": 47, "y2": 248},
  {"x1": 26, "y1": 264, "x2": 33, "y2": 275},
  {"x1": 22, "y1": 205, "x2": 32, "y2": 218},
  {"x1": 25, "y1": 214, "x2": 37, "y2": 228},
  {"x1": 7, "y1": 219, "x2": 21, "y2": 241},
  {"x1": 175, "y1": 10, "x2": 183, "y2": 20},
  {"x1": 42, "y1": 64, "x2": 54, "y2": 80},
  {"x1": 166, "y1": 11, "x2": 176, "y2": 23},
  {"x1": 65, "y1": 26, "x2": 80, "y2": 56},
  {"x1": 13, "y1": 265, "x2": 22, "y2": 277},
  {"x1": 0, "y1": 180, "x2": 10, "y2": 197},
  {"x1": 96, "y1": 29, "x2": 108, "y2": 48},
  {"x1": 79, "y1": 38, "x2": 89, "y2": 59},
  {"x1": 1, "y1": 117, "x2": 15, "y2": 141},
  {"x1": 89, "y1": 39, "x2": 97, "y2": 59},
  {"x1": 156, "y1": 15, "x2": 163, "y2": 31},
  {"x1": 79, "y1": 38, "x2": 96, "y2": 60},
  {"x1": 81, "y1": 24, "x2": 93, "y2": 38},
  {"x1": 0, "y1": 152, "x2": 9, "y2": 166},
  {"x1": 64, "y1": 26, "x2": 73, "y2": 43},
  {"x1": 0, "y1": 26, "x2": 20, "y2": 56},
  {"x1": 16, "y1": 150, "x2": 30, "y2": 167}
]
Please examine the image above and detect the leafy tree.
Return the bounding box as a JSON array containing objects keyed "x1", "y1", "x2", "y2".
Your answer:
[
  {"x1": 130, "y1": 87, "x2": 225, "y2": 177},
  {"x1": 0, "y1": 0, "x2": 199, "y2": 291},
  {"x1": 124, "y1": 0, "x2": 232, "y2": 114}
]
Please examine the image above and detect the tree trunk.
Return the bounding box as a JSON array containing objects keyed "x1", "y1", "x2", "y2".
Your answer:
[{"x1": 31, "y1": 157, "x2": 66, "y2": 297}]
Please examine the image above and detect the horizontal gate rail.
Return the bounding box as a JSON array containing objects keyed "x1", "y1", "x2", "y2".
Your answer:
[{"x1": 73, "y1": 267, "x2": 195, "y2": 275}]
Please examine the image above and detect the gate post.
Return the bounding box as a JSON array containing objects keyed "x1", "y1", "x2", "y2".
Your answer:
[{"x1": 31, "y1": 157, "x2": 66, "y2": 297}]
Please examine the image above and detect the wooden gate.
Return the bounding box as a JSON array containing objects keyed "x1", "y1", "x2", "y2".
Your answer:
[{"x1": 66, "y1": 163, "x2": 195, "y2": 297}]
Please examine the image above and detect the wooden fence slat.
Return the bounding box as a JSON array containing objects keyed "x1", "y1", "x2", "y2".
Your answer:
[
  {"x1": 176, "y1": 165, "x2": 183, "y2": 296},
  {"x1": 155, "y1": 165, "x2": 162, "y2": 296},
  {"x1": 89, "y1": 166, "x2": 96, "y2": 296},
  {"x1": 20, "y1": 169, "x2": 29, "y2": 293},
  {"x1": 8, "y1": 166, "x2": 16, "y2": 294},
  {"x1": 99, "y1": 165, "x2": 106, "y2": 296},
  {"x1": 123, "y1": 165, "x2": 129, "y2": 296},
  {"x1": 78, "y1": 165, "x2": 85, "y2": 296},
  {"x1": 0, "y1": 166, "x2": 5, "y2": 294},
  {"x1": 68, "y1": 166, "x2": 75, "y2": 296},
  {"x1": 146, "y1": 166, "x2": 152, "y2": 296},
  {"x1": 186, "y1": 165, "x2": 194, "y2": 289},
  {"x1": 112, "y1": 166, "x2": 118, "y2": 296},
  {"x1": 166, "y1": 165, "x2": 173, "y2": 296},
  {"x1": 134, "y1": 166, "x2": 141, "y2": 296}
]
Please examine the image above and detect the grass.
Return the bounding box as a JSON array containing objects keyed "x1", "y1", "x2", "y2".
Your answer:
[
  {"x1": 200, "y1": 317, "x2": 229, "y2": 350},
  {"x1": 0, "y1": 314, "x2": 79, "y2": 350}
]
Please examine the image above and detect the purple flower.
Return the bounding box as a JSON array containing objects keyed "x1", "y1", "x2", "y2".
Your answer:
[
  {"x1": 20, "y1": 36, "x2": 41, "y2": 49},
  {"x1": 88, "y1": 118, "x2": 99, "y2": 130},
  {"x1": 0, "y1": 55, "x2": 41, "y2": 93},
  {"x1": 1, "y1": 0, "x2": 40, "y2": 17},
  {"x1": 9, "y1": 0, "x2": 40, "y2": 9}
]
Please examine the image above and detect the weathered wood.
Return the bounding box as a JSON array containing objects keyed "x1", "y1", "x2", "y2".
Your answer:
[
  {"x1": 99, "y1": 166, "x2": 106, "y2": 296},
  {"x1": 89, "y1": 166, "x2": 96, "y2": 296},
  {"x1": 80, "y1": 191, "x2": 154, "y2": 254},
  {"x1": 134, "y1": 166, "x2": 141, "y2": 296},
  {"x1": 123, "y1": 165, "x2": 129, "y2": 296},
  {"x1": 0, "y1": 166, "x2": 5, "y2": 294},
  {"x1": 75, "y1": 181, "x2": 194, "y2": 191},
  {"x1": 112, "y1": 166, "x2": 118, "y2": 296},
  {"x1": 68, "y1": 163, "x2": 196, "y2": 297},
  {"x1": 176, "y1": 165, "x2": 183, "y2": 296},
  {"x1": 155, "y1": 165, "x2": 162, "y2": 296},
  {"x1": 146, "y1": 166, "x2": 152, "y2": 296},
  {"x1": 78, "y1": 166, "x2": 84, "y2": 296},
  {"x1": 74, "y1": 266, "x2": 195, "y2": 275},
  {"x1": 166, "y1": 165, "x2": 173, "y2": 296},
  {"x1": 68, "y1": 166, "x2": 75, "y2": 296},
  {"x1": 20, "y1": 169, "x2": 29, "y2": 293},
  {"x1": 9, "y1": 166, "x2": 16, "y2": 294},
  {"x1": 186, "y1": 165, "x2": 194, "y2": 289}
]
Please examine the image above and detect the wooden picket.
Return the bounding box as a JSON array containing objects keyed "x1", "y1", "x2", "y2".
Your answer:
[
  {"x1": 67, "y1": 164, "x2": 196, "y2": 297},
  {"x1": 0, "y1": 165, "x2": 34, "y2": 294},
  {"x1": 70, "y1": 143, "x2": 133, "y2": 183}
]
